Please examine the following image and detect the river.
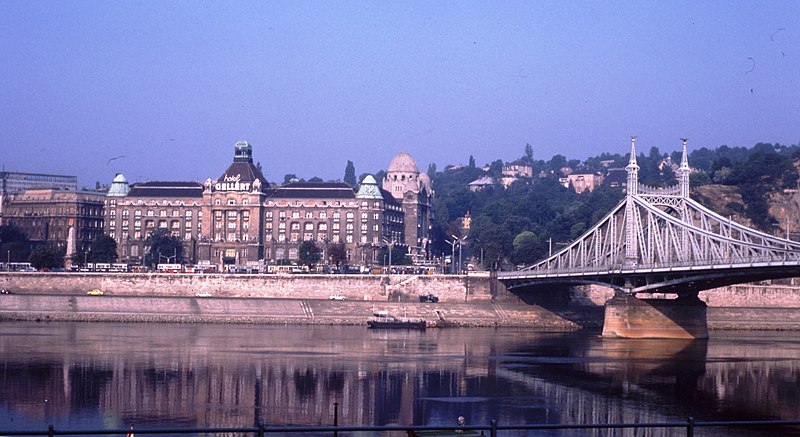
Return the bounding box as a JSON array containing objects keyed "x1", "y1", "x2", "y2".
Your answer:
[{"x1": 0, "y1": 322, "x2": 798, "y2": 436}]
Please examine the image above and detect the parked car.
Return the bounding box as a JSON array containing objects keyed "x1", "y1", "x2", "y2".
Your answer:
[
  {"x1": 329, "y1": 294, "x2": 346, "y2": 301},
  {"x1": 419, "y1": 293, "x2": 439, "y2": 303},
  {"x1": 87, "y1": 289, "x2": 105, "y2": 296},
  {"x1": 0, "y1": 289, "x2": 10, "y2": 295}
]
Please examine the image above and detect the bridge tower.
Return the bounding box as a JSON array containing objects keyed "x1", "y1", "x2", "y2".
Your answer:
[{"x1": 624, "y1": 136, "x2": 640, "y2": 269}]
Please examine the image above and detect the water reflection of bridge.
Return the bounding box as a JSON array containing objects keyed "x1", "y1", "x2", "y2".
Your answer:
[{"x1": 0, "y1": 323, "x2": 798, "y2": 434}]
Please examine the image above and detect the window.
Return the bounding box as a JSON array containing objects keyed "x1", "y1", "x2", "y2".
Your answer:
[
  {"x1": 279, "y1": 211, "x2": 286, "y2": 218},
  {"x1": 373, "y1": 213, "x2": 379, "y2": 220},
  {"x1": 122, "y1": 210, "x2": 129, "y2": 218},
  {"x1": 185, "y1": 210, "x2": 192, "y2": 218},
  {"x1": 215, "y1": 210, "x2": 223, "y2": 220},
  {"x1": 291, "y1": 222, "x2": 300, "y2": 230},
  {"x1": 134, "y1": 231, "x2": 141, "y2": 239},
  {"x1": 184, "y1": 232, "x2": 192, "y2": 240},
  {"x1": 292, "y1": 211, "x2": 300, "y2": 218},
  {"x1": 318, "y1": 223, "x2": 327, "y2": 231},
  {"x1": 147, "y1": 210, "x2": 154, "y2": 217},
  {"x1": 134, "y1": 210, "x2": 141, "y2": 217},
  {"x1": 215, "y1": 199, "x2": 221, "y2": 205},
  {"x1": 171, "y1": 221, "x2": 180, "y2": 229},
  {"x1": 346, "y1": 212, "x2": 354, "y2": 220},
  {"x1": 319, "y1": 211, "x2": 327, "y2": 219},
  {"x1": 361, "y1": 212, "x2": 368, "y2": 219},
  {"x1": 278, "y1": 234, "x2": 286, "y2": 242},
  {"x1": 160, "y1": 210, "x2": 167, "y2": 217},
  {"x1": 227, "y1": 211, "x2": 237, "y2": 219},
  {"x1": 332, "y1": 223, "x2": 340, "y2": 230},
  {"x1": 304, "y1": 222, "x2": 314, "y2": 231},
  {"x1": 172, "y1": 210, "x2": 180, "y2": 217},
  {"x1": 242, "y1": 211, "x2": 249, "y2": 220},
  {"x1": 228, "y1": 199, "x2": 236, "y2": 205},
  {"x1": 346, "y1": 235, "x2": 353, "y2": 243},
  {"x1": 266, "y1": 211, "x2": 273, "y2": 218},
  {"x1": 305, "y1": 211, "x2": 313, "y2": 218},
  {"x1": 332, "y1": 212, "x2": 340, "y2": 219},
  {"x1": 288, "y1": 248, "x2": 298, "y2": 259},
  {"x1": 158, "y1": 220, "x2": 167, "y2": 228},
  {"x1": 227, "y1": 222, "x2": 236, "y2": 229},
  {"x1": 290, "y1": 232, "x2": 299, "y2": 242},
  {"x1": 242, "y1": 199, "x2": 248, "y2": 205},
  {"x1": 279, "y1": 222, "x2": 286, "y2": 230}
]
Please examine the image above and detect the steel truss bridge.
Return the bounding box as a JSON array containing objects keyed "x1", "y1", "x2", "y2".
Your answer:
[{"x1": 499, "y1": 138, "x2": 800, "y2": 295}]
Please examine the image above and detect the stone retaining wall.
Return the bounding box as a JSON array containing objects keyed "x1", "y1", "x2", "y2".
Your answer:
[{"x1": 0, "y1": 272, "x2": 506, "y2": 303}]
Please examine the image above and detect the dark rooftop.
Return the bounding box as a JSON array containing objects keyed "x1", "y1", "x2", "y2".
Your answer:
[
  {"x1": 269, "y1": 182, "x2": 355, "y2": 199},
  {"x1": 127, "y1": 181, "x2": 204, "y2": 198}
]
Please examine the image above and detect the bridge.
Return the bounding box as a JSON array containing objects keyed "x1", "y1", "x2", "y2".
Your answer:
[{"x1": 498, "y1": 138, "x2": 800, "y2": 339}]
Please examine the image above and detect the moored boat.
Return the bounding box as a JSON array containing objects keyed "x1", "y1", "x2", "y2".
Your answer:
[{"x1": 367, "y1": 310, "x2": 426, "y2": 330}]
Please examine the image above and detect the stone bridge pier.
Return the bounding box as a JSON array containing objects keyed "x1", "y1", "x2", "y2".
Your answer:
[{"x1": 601, "y1": 292, "x2": 709, "y2": 339}]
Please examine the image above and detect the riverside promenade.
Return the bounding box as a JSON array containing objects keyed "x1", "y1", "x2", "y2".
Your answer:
[{"x1": 1, "y1": 272, "x2": 800, "y2": 329}]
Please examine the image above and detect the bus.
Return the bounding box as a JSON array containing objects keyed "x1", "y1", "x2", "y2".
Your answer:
[
  {"x1": 157, "y1": 264, "x2": 183, "y2": 273},
  {"x1": 0, "y1": 262, "x2": 35, "y2": 272}
]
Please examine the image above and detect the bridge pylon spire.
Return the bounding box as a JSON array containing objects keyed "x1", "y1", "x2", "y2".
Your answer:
[
  {"x1": 624, "y1": 136, "x2": 639, "y2": 267},
  {"x1": 625, "y1": 136, "x2": 639, "y2": 196},
  {"x1": 678, "y1": 138, "x2": 691, "y2": 198}
]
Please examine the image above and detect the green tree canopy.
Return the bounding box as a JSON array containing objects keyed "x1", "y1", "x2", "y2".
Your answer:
[
  {"x1": 511, "y1": 231, "x2": 539, "y2": 266},
  {"x1": 344, "y1": 160, "x2": 357, "y2": 187},
  {"x1": 89, "y1": 235, "x2": 118, "y2": 263},
  {"x1": 298, "y1": 240, "x2": 321, "y2": 269},
  {"x1": 144, "y1": 229, "x2": 184, "y2": 267},
  {"x1": 0, "y1": 225, "x2": 31, "y2": 263},
  {"x1": 28, "y1": 245, "x2": 64, "y2": 270},
  {"x1": 327, "y1": 242, "x2": 347, "y2": 268}
]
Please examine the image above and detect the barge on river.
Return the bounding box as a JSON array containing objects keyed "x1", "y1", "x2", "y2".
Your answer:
[{"x1": 367, "y1": 310, "x2": 426, "y2": 330}]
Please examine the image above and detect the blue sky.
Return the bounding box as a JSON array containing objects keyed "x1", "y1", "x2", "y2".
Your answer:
[{"x1": 1, "y1": 1, "x2": 798, "y2": 188}]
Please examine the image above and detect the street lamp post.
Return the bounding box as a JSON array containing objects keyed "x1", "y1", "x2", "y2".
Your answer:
[
  {"x1": 451, "y1": 235, "x2": 467, "y2": 274},
  {"x1": 447, "y1": 239, "x2": 457, "y2": 274}
]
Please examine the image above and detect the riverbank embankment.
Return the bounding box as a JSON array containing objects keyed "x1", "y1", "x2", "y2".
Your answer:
[{"x1": 2, "y1": 273, "x2": 800, "y2": 329}]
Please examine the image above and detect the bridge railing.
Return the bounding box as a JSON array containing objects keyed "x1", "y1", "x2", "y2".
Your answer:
[
  {"x1": 6, "y1": 417, "x2": 800, "y2": 436},
  {"x1": 504, "y1": 254, "x2": 800, "y2": 278}
]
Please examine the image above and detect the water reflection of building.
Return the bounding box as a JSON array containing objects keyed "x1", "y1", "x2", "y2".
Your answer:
[{"x1": 2, "y1": 324, "x2": 799, "y2": 434}]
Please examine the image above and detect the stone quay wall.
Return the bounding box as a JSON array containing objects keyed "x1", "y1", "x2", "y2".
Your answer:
[{"x1": 0, "y1": 272, "x2": 503, "y2": 302}]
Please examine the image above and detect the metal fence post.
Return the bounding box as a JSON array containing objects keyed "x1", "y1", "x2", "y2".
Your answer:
[
  {"x1": 490, "y1": 419, "x2": 497, "y2": 437},
  {"x1": 687, "y1": 416, "x2": 694, "y2": 437},
  {"x1": 334, "y1": 402, "x2": 339, "y2": 437}
]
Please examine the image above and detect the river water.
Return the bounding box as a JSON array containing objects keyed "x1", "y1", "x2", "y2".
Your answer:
[{"x1": 0, "y1": 322, "x2": 798, "y2": 436}]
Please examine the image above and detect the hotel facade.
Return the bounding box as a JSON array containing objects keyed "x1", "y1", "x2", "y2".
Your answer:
[{"x1": 104, "y1": 141, "x2": 426, "y2": 270}]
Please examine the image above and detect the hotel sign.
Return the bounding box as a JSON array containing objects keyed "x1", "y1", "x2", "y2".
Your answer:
[{"x1": 215, "y1": 174, "x2": 251, "y2": 192}]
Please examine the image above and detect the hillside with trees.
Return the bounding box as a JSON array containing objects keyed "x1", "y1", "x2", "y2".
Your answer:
[{"x1": 425, "y1": 142, "x2": 800, "y2": 270}]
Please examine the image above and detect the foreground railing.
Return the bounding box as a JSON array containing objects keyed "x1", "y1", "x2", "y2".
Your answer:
[{"x1": 4, "y1": 417, "x2": 800, "y2": 436}]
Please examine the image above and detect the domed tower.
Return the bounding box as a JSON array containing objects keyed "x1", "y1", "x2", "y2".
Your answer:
[{"x1": 383, "y1": 152, "x2": 434, "y2": 260}]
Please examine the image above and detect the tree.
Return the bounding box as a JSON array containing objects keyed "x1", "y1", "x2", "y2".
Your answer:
[
  {"x1": 378, "y1": 244, "x2": 411, "y2": 266},
  {"x1": 298, "y1": 240, "x2": 321, "y2": 269},
  {"x1": 89, "y1": 235, "x2": 118, "y2": 263},
  {"x1": 283, "y1": 174, "x2": 301, "y2": 184},
  {"x1": 0, "y1": 225, "x2": 31, "y2": 263},
  {"x1": 344, "y1": 160, "x2": 357, "y2": 187},
  {"x1": 522, "y1": 143, "x2": 534, "y2": 165},
  {"x1": 511, "y1": 231, "x2": 539, "y2": 265},
  {"x1": 468, "y1": 155, "x2": 476, "y2": 168},
  {"x1": 144, "y1": 229, "x2": 184, "y2": 267},
  {"x1": 327, "y1": 242, "x2": 347, "y2": 269},
  {"x1": 28, "y1": 245, "x2": 64, "y2": 270}
]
